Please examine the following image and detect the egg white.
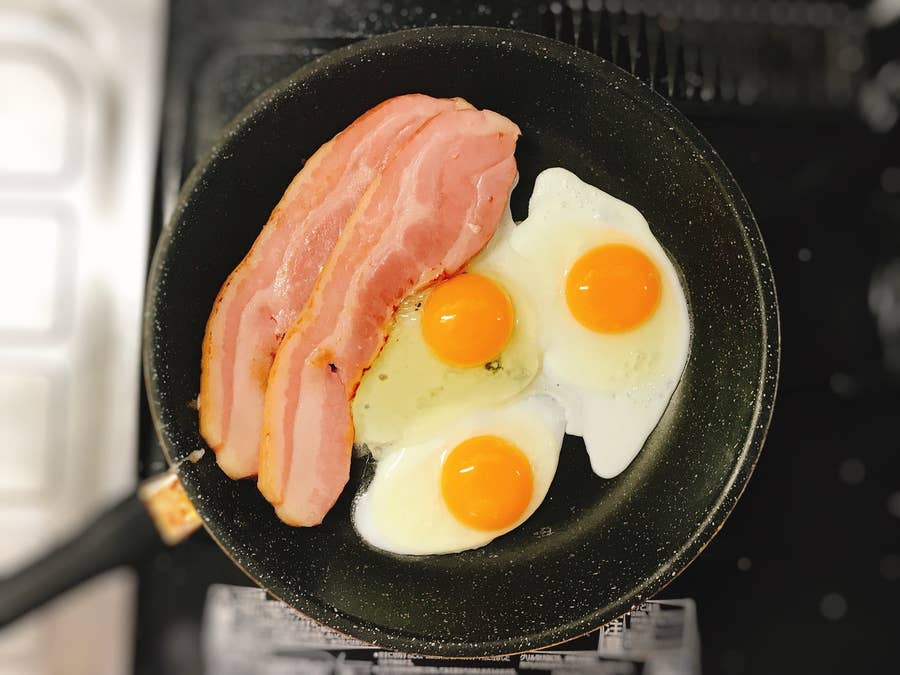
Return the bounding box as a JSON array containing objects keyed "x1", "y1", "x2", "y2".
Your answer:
[{"x1": 352, "y1": 396, "x2": 565, "y2": 555}]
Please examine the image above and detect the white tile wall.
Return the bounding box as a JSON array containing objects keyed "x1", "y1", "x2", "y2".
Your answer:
[
  {"x1": 0, "y1": 1, "x2": 165, "y2": 673},
  {"x1": 0, "y1": 373, "x2": 53, "y2": 493},
  {"x1": 0, "y1": 215, "x2": 65, "y2": 334},
  {"x1": 0, "y1": 57, "x2": 71, "y2": 177}
]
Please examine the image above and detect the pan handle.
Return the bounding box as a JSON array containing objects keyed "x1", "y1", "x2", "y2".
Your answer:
[
  {"x1": 0, "y1": 493, "x2": 161, "y2": 628},
  {"x1": 0, "y1": 473, "x2": 201, "y2": 628}
]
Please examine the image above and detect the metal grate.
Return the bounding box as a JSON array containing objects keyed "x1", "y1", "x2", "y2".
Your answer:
[{"x1": 540, "y1": 0, "x2": 869, "y2": 111}]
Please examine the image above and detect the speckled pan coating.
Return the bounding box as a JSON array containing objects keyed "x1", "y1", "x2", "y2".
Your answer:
[{"x1": 144, "y1": 27, "x2": 779, "y2": 657}]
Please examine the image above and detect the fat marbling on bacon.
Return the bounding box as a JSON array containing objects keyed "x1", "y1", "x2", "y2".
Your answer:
[
  {"x1": 258, "y1": 106, "x2": 521, "y2": 526},
  {"x1": 199, "y1": 95, "x2": 469, "y2": 479}
]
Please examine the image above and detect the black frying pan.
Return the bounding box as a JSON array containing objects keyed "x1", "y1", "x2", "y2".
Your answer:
[{"x1": 0, "y1": 27, "x2": 778, "y2": 656}]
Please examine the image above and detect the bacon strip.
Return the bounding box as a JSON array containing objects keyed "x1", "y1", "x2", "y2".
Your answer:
[
  {"x1": 258, "y1": 108, "x2": 521, "y2": 525},
  {"x1": 199, "y1": 95, "x2": 467, "y2": 479}
]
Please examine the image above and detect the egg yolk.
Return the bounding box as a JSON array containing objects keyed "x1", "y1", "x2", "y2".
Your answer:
[
  {"x1": 565, "y1": 243, "x2": 661, "y2": 333},
  {"x1": 441, "y1": 435, "x2": 533, "y2": 531},
  {"x1": 421, "y1": 273, "x2": 514, "y2": 367}
]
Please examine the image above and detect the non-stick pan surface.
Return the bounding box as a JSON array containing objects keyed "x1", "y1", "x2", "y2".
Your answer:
[{"x1": 145, "y1": 27, "x2": 779, "y2": 656}]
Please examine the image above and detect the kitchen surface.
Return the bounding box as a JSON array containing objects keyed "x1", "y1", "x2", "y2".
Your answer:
[
  {"x1": 0, "y1": 1, "x2": 163, "y2": 674},
  {"x1": 0, "y1": 1, "x2": 898, "y2": 674}
]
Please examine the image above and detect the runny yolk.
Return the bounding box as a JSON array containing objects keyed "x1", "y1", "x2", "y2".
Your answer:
[
  {"x1": 565, "y1": 243, "x2": 661, "y2": 333},
  {"x1": 421, "y1": 273, "x2": 514, "y2": 367},
  {"x1": 441, "y1": 435, "x2": 534, "y2": 531}
]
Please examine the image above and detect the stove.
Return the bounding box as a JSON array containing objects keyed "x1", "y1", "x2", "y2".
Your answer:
[{"x1": 138, "y1": 2, "x2": 900, "y2": 673}]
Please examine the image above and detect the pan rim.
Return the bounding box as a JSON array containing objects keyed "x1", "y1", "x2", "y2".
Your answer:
[{"x1": 143, "y1": 25, "x2": 780, "y2": 657}]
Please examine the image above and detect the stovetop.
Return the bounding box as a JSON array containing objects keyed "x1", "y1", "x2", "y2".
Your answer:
[{"x1": 137, "y1": 2, "x2": 900, "y2": 673}]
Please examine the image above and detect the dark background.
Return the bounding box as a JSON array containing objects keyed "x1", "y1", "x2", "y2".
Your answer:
[{"x1": 138, "y1": 1, "x2": 900, "y2": 673}]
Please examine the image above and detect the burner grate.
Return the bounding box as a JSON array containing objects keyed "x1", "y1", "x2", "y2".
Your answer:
[{"x1": 540, "y1": 1, "x2": 868, "y2": 111}]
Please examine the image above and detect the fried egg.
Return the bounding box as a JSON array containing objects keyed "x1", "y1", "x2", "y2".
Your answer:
[
  {"x1": 352, "y1": 208, "x2": 540, "y2": 450},
  {"x1": 352, "y1": 396, "x2": 565, "y2": 555},
  {"x1": 504, "y1": 168, "x2": 691, "y2": 477}
]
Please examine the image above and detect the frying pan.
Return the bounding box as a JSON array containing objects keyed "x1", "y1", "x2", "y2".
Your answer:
[{"x1": 0, "y1": 26, "x2": 778, "y2": 656}]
